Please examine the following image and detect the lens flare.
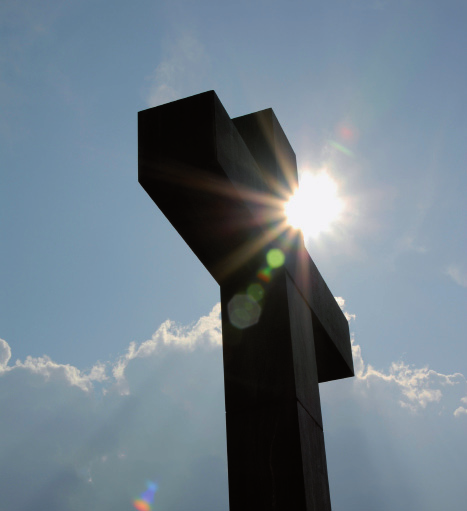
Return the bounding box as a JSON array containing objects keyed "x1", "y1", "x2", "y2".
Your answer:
[
  {"x1": 133, "y1": 481, "x2": 158, "y2": 511},
  {"x1": 228, "y1": 294, "x2": 262, "y2": 329},
  {"x1": 228, "y1": 247, "x2": 290, "y2": 329},
  {"x1": 257, "y1": 267, "x2": 272, "y2": 283},
  {"x1": 133, "y1": 501, "x2": 151, "y2": 511},
  {"x1": 336, "y1": 122, "x2": 358, "y2": 142},
  {"x1": 266, "y1": 248, "x2": 285, "y2": 268},
  {"x1": 285, "y1": 170, "x2": 344, "y2": 239},
  {"x1": 247, "y1": 283, "x2": 264, "y2": 302},
  {"x1": 329, "y1": 140, "x2": 354, "y2": 157}
]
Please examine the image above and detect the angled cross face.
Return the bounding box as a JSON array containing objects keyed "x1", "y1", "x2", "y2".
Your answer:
[{"x1": 139, "y1": 91, "x2": 354, "y2": 511}]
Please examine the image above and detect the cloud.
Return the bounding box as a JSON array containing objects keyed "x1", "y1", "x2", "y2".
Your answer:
[
  {"x1": 385, "y1": 234, "x2": 428, "y2": 268},
  {"x1": 1, "y1": 302, "x2": 466, "y2": 510},
  {"x1": 397, "y1": 234, "x2": 427, "y2": 254},
  {"x1": 112, "y1": 303, "x2": 221, "y2": 394},
  {"x1": 333, "y1": 299, "x2": 467, "y2": 415},
  {"x1": 146, "y1": 33, "x2": 210, "y2": 107},
  {"x1": 321, "y1": 338, "x2": 467, "y2": 510},
  {"x1": 454, "y1": 406, "x2": 467, "y2": 417},
  {"x1": 454, "y1": 396, "x2": 467, "y2": 417},
  {"x1": 0, "y1": 305, "x2": 228, "y2": 511},
  {"x1": 0, "y1": 338, "x2": 11, "y2": 369},
  {"x1": 335, "y1": 296, "x2": 356, "y2": 322},
  {"x1": 0, "y1": 337, "x2": 107, "y2": 392},
  {"x1": 352, "y1": 342, "x2": 466, "y2": 413},
  {"x1": 446, "y1": 264, "x2": 467, "y2": 288}
]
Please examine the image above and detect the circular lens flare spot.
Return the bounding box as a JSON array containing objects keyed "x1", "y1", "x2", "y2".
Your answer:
[
  {"x1": 266, "y1": 248, "x2": 285, "y2": 268},
  {"x1": 228, "y1": 294, "x2": 261, "y2": 329},
  {"x1": 285, "y1": 170, "x2": 344, "y2": 238},
  {"x1": 247, "y1": 283, "x2": 265, "y2": 302}
]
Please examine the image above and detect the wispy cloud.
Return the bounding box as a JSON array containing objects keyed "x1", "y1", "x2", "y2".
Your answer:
[
  {"x1": 332, "y1": 299, "x2": 466, "y2": 415},
  {"x1": 395, "y1": 234, "x2": 427, "y2": 255},
  {"x1": 353, "y1": 343, "x2": 465, "y2": 413},
  {"x1": 146, "y1": 33, "x2": 210, "y2": 107},
  {"x1": 445, "y1": 264, "x2": 467, "y2": 288}
]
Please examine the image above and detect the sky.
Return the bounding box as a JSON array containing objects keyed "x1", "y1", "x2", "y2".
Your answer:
[{"x1": 1, "y1": 0, "x2": 466, "y2": 509}]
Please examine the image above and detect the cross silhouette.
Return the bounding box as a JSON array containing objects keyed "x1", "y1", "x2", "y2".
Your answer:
[{"x1": 139, "y1": 90, "x2": 354, "y2": 511}]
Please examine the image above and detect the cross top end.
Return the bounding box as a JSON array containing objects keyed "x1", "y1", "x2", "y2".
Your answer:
[{"x1": 139, "y1": 90, "x2": 301, "y2": 285}]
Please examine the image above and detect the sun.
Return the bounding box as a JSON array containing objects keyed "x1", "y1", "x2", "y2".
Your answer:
[{"x1": 284, "y1": 169, "x2": 344, "y2": 238}]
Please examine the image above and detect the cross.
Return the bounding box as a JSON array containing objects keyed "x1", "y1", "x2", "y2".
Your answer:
[{"x1": 138, "y1": 91, "x2": 354, "y2": 511}]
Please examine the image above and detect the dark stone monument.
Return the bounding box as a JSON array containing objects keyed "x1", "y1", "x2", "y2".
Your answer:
[{"x1": 138, "y1": 91, "x2": 354, "y2": 511}]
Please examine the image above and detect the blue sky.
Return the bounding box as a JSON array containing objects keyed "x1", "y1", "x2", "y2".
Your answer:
[{"x1": 1, "y1": 0, "x2": 466, "y2": 509}]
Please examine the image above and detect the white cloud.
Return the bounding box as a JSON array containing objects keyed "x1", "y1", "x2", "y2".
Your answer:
[
  {"x1": 0, "y1": 339, "x2": 108, "y2": 392},
  {"x1": 112, "y1": 304, "x2": 221, "y2": 393},
  {"x1": 354, "y1": 347, "x2": 465, "y2": 412},
  {"x1": 334, "y1": 296, "x2": 356, "y2": 322},
  {"x1": 335, "y1": 296, "x2": 345, "y2": 308},
  {"x1": 0, "y1": 304, "x2": 227, "y2": 511},
  {"x1": 0, "y1": 338, "x2": 11, "y2": 369},
  {"x1": 454, "y1": 396, "x2": 467, "y2": 418},
  {"x1": 446, "y1": 264, "x2": 467, "y2": 288},
  {"x1": 331, "y1": 302, "x2": 467, "y2": 415},
  {"x1": 0, "y1": 302, "x2": 466, "y2": 510},
  {"x1": 146, "y1": 33, "x2": 210, "y2": 107},
  {"x1": 321, "y1": 341, "x2": 467, "y2": 510},
  {"x1": 454, "y1": 406, "x2": 467, "y2": 417}
]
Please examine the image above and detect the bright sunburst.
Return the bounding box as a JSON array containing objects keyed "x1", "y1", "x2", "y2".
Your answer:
[{"x1": 285, "y1": 169, "x2": 344, "y2": 238}]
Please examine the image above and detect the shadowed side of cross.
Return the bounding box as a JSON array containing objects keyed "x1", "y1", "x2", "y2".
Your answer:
[{"x1": 139, "y1": 91, "x2": 354, "y2": 511}]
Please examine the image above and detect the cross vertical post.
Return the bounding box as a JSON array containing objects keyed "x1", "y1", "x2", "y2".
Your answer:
[{"x1": 138, "y1": 91, "x2": 354, "y2": 511}]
